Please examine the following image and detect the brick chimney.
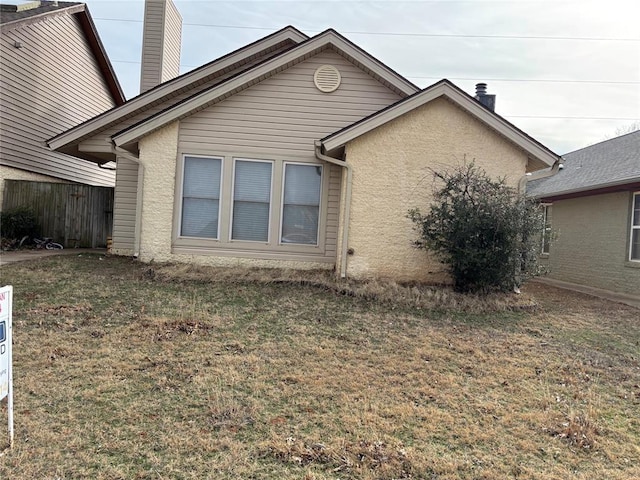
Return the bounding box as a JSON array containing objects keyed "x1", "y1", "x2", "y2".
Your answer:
[
  {"x1": 474, "y1": 82, "x2": 496, "y2": 112},
  {"x1": 139, "y1": 0, "x2": 182, "y2": 94}
]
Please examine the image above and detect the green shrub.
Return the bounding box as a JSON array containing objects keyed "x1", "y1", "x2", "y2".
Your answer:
[
  {"x1": 1, "y1": 206, "x2": 39, "y2": 239},
  {"x1": 408, "y1": 163, "x2": 543, "y2": 293}
]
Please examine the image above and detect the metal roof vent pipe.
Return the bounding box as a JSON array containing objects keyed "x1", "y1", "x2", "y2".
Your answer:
[{"x1": 474, "y1": 82, "x2": 496, "y2": 111}]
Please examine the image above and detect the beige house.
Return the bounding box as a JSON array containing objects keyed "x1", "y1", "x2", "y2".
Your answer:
[
  {"x1": 528, "y1": 131, "x2": 640, "y2": 296},
  {"x1": 0, "y1": 0, "x2": 125, "y2": 208},
  {"x1": 49, "y1": 2, "x2": 560, "y2": 281}
]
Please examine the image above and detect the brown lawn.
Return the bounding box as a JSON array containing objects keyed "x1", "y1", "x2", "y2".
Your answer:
[{"x1": 0, "y1": 254, "x2": 638, "y2": 479}]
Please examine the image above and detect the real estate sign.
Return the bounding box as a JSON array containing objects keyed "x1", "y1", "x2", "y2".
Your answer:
[{"x1": 0, "y1": 285, "x2": 13, "y2": 447}]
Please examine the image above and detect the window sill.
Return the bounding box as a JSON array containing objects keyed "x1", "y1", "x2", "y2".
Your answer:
[
  {"x1": 171, "y1": 244, "x2": 333, "y2": 263},
  {"x1": 625, "y1": 260, "x2": 640, "y2": 269}
]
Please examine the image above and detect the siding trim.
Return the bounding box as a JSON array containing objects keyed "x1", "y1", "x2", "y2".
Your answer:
[
  {"x1": 48, "y1": 26, "x2": 308, "y2": 150},
  {"x1": 111, "y1": 30, "x2": 419, "y2": 148}
]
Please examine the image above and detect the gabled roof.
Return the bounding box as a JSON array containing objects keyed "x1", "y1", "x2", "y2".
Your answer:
[
  {"x1": 48, "y1": 26, "x2": 309, "y2": 151},
  {"x1": 527, "y1": 130, "x2": 640, "y2": 199},
  {"x1": 320, "y1": 79, "x2": 560, "y2": 169},
  {"x1": 50, "y1": 28, "x2": 420, "y2": 153},
  {"x1": 1, "y1": 1, "x2": 125, "y2": 106}
]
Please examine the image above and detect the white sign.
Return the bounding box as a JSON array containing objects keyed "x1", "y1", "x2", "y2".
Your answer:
[{"x1": 0, "y1": 285, "x2": 13, "y2": 447}]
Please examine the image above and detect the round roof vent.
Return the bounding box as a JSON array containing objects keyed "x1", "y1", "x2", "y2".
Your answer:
[{"x1": 314, "y1": 65, "x2": 341, "y2": 93}]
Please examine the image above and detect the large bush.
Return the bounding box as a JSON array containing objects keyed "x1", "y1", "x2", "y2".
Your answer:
[
  {"x1": 1, "y1": 206, "x2": 39, "y2": 239},
  {"x1": 408, "y1": 164, "x2": 543, "y2": 293}
]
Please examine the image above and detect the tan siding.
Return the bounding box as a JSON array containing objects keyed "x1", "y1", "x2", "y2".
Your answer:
[
  {"x1": 80, "y1": 43, "x2": 298, "y2": 153},
  {"x1": 162, "y1": 0, "x2": 182, "y2": 82},
  {"x1": 140, "y1": 0, "x2": 181, "y2": 94},
  {"x1": 547, "y1": 192, "x2": 640, "y2": 296},
  {"x1": 176, "y1": 50, "x2": 400, "y2": 262},
  {"x1": 324, "y1": 165, "x2": 342, "y2": 256},
  {"x1": 0, "y1": 12, "x2": 116, "y2": 186},
  {"x1": 178, "y1": 50, "x2": 401, "y2": 159},
  {"x1": 111, "y1": 158, "x2": 139, "y2": 253}
]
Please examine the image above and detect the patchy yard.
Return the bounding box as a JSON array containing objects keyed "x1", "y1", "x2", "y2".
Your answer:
[{"x1": 0, "y1": 254, "x2": 638, "y2": 479}]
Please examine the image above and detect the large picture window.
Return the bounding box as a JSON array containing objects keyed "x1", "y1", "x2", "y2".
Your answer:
[
  {"x1": 630, "y1": 192, "x2": 640, "y2": 261},
  {"x1": 281, "y1": 163, "x2": 322, "y2": 245},
  {"x1": 231, "y1": 159, "x2": 273, "y2": 242},
  {"x1": 180, "y1": 156, "x2": 221, "y2": 238}
]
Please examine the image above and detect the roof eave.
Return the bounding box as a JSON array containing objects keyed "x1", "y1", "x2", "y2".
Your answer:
[
  {"x1": 111, "y1": 29, "x2": 420, "y2": 147},
  {"x1": 48, "y1": 26, "x2": 310, "y2": 151},
  {"x1": 531, "y1": 177, "x2": 640, "y2": 200},
  {"x1": 76, "y1": 5, "x2": 125, "y2": 106},
  {"x1": 321, "y1": 80, "x2": 560, "y2": 168}
]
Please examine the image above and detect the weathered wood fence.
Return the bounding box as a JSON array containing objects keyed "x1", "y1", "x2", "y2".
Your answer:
[{"x1": 2, "y1": 180, "x2": 114, "y2": 248}]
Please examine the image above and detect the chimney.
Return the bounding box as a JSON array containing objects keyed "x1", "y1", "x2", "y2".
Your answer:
[
  {"x1": 474, "y1": 82, "x2": 496, "y2": 112},
  {"x1": 139, "y1": 0, "x2": 182, "y2": 94}
]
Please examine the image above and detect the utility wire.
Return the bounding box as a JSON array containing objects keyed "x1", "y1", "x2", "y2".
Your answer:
[
  {"x1": 92, "y1": 17, "x2": 640, "y2": 42},
  {"x1": 109, "y1": 59, "x2": 640, "y2": 85}
]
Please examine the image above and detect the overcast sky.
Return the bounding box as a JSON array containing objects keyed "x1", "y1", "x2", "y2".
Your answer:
[{"x1": 81, "y1": 0, "x2": 639, "y2": 155}]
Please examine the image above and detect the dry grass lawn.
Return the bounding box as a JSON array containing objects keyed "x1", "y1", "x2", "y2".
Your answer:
[{"x1": 0, "y1": 254, "x2": 638, "y2": 479}]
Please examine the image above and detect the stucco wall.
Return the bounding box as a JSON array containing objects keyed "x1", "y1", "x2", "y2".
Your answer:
[
  {"x1": 0, "y1": 165, "x2": 71, "y2": 211},
  {"x1": 136, "y1": 122, "x2": 332, "y2": 271},
  {"x1": 341, "y1": 97, "x2": 529, "y2": 281},
  {"x1": 547, "y1": 192, "x2": 640, "y2": 295}
]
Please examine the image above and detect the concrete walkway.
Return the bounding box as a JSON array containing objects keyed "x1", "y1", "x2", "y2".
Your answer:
[
  {"x1": 0, "y1": 248, "x2": 107, "y2": 266},
  {"x1": 533, "y1": 277, "x2": 640, "y2": 309}
]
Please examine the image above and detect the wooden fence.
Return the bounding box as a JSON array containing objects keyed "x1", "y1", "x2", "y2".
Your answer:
[{"x1": 2, "y1": 180, "x2": 114, "y2": 248}]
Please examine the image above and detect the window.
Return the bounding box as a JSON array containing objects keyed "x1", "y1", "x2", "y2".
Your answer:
[
  {"x1": 541, "y1": 204, "x2": 551, "y2": 254},
  {"x1": 630, "y1": 192, "x2": 640, "y2": 261},
  {"x1": 281, "y1": 164, "x2": 322, "y2": 245},
  {"x1": 231, "y1": 159, "x2": 273, "y2": 242},
  {"x1": 180, "y1": 156, "x2": 221, "y2": 238}
]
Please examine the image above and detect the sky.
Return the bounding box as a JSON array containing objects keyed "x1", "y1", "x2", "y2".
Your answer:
[{"x1": 79, "y1": 0, "x2": 639, "y2": 155}]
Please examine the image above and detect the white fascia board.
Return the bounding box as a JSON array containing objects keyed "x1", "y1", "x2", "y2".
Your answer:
[
  {"x1": 113, "y1": 31, "x2": 419, "y2": 147},
  {"x1": 322, "y1": 83, "x2": 559, "y2": 168},
  {"x1": 48, "y1": 28, "x2": 308, "y2": 151}
]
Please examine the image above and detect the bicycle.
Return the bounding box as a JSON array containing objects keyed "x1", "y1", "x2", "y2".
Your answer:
[{"x1": 33, "y1": 237, "x2": 64, "y2": 250}]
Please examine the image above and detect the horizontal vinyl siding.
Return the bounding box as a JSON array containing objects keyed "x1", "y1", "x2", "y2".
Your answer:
[
  {"x1": 80, "y1": 43, "x2": 297, "y2": 151},
  {"x1": 547, "y1": 192, "x2": 640, "y2": 296},
  {"x1": 112, "y1": 157, "x2": 138, "y2": 252},
  {"x1": 161, "y1": 0, "x2": 181, "y2": 83},
  {"x1": 0, "y1": 13, "x2": 116, "y2": 186},
  {"x1": 324, "y1": 165, "x2": 342, "y2": 257},
  {"x1": 139, "y1": 0, "x2": 165, "y2": 93},
  {"x1": 178, "y1": 50, "x2": 402, "y2": 158},
  {"x1": 178, "y1": 50, "x2": 401, "y2": 261}
]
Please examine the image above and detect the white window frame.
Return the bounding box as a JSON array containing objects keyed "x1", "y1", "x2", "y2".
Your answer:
[
  {"x1": 541, "y1": 203, "x2": 551, "y2": 255},
  {"x1": 178, "y1": 154, "x2": 223, "y2": 240},
  {"x1": 630, "y1": 192, "x2": 640, "y2": 262},
  {"x1": 229, "y1": 157, "x2": 274, "y2": 244}
]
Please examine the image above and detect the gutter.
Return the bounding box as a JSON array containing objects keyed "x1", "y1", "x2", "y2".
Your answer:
[
  {"x1": 314, "y1": 141, "x2": 352, "y2": 279},
  {"x1": 113, "y1": 145, "x2": 143, "y2": 258},
  {"x1": 518, "y1": 158, "x2": 562, "y2": 194}
]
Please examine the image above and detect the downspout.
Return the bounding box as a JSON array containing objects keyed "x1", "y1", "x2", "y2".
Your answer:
[
  {"x1": 314, "y1": 140, "x2": 352, "y2": 279},
  {"x1": 518, "y1": 157, "x2": 562, "y2": 194},
  {"x1": 113, "y1": 145, "x2": 143, "y2": 258}
]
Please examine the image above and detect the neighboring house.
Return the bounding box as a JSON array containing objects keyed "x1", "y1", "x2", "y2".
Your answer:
[
  {"x1": 49, "y1": 0, "x2": 559, "y2": 281},
  {"x1": 0, "y1": 0, "x2": 125, "y2": 209},
  {"x1": 527, "y1": 131, "x2": 640, "y2": 296}
]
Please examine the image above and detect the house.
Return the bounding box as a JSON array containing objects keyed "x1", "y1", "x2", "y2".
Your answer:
[
  {"x1": 48, "y1": 0, "x2": 560, "y2": 281},
  {"x1": 0, "y1": 0, "x2": 125, "y2": 209},
  {"x1": 527, "y1": 131, "x2": 640, "y2": 296}
]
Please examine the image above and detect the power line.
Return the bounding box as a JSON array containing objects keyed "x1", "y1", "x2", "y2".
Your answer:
[
  {"x1": 92, "y1": 18, "x2": 640, "y2": 42},
  {"x1": 108, "y1": 59, "x2": 640, "y2": 86}
]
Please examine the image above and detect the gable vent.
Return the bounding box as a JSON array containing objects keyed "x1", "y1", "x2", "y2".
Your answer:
[{"x1": 314, "y1": 65, "x2": 341, "y2": 93}]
